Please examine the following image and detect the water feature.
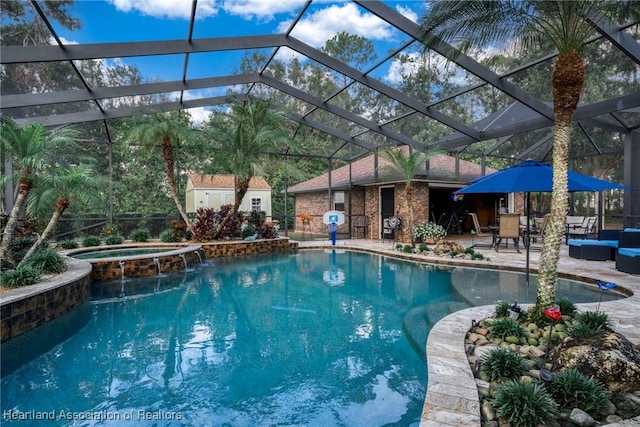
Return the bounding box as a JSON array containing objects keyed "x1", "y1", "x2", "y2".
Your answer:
[
  {"x1": 180, "y1": 253, "x2": 187, "y2": 269},
  {"x1": 118, "y1": 260, "x2": 126, "y2": 280},
  {"x1": 153, "y1": 257, "x2": 161, "y2": 275},
  {"x1": 0, "y1": 250, "x2": 625, "y2": 426}
]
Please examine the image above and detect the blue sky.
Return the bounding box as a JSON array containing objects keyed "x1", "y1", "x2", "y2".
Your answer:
[
  {"x1": 50, "y1": 1, "x2": 429, "y2": 122},
  {"x1": 55, "y1": 1, "x2": 425, "y2": 78}
]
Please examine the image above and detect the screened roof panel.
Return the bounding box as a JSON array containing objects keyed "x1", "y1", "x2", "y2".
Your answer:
[
  {"x1": 1, "y1": 61, "x2": 85, "y2": 96},
  {"x1": 1, "y1": 0, "x2": 638, "y2": 163},
  {"x1": 187, "y1": 50, "x2": 271, "y2": 79},
  {"x1": 51, "y1": 1, "x2": 192, "y2": 43}
]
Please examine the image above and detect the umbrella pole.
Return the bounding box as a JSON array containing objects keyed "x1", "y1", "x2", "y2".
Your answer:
[{"x1": 526, "y1": 192, "x2": 531, "y2": 287}]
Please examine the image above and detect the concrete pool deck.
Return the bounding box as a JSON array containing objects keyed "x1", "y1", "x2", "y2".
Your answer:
[{"x1": 295, "y1": 236, "x2": 640, "y2": 427}]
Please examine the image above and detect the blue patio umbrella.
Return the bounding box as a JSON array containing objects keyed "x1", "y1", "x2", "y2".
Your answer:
[
  {"x1": 453, "y1": 159, "x2": 628, "y2": 285},
  {"x1": 457, "y1": 159, "x2": 628, "y2": 193}
]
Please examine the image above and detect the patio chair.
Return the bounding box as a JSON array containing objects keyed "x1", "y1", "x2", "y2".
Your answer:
[
  {"x1": 469, "y1": 212, "x2": 492, "y2": 247},
  {"x1": 352, "y1": 215, "x2": 368, "y2": 239},
  {"x1": 568, "y1": 216, "x2": 597, "y2": 240},
  {"x1": 495, "y1": 213, "x2": 521, "y2": 253},
  {"x1": 523, "y1": 214, "x2": 549, "y2": 248}
]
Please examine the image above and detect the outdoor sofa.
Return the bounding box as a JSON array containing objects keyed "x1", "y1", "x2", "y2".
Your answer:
[
  {"x1": 615, "y1": 229, "x2": 640, "y2": 274},
  {"x1": 568, "y1": 229, "x2": 622, "y2": 261},
  {"x1": 568, "y1": 228, "x2": 640, "y2": 265}
]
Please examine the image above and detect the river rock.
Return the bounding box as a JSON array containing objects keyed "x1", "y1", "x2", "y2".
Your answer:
[
  {"x1": 568, "y1": 408, "x2": 597, "y2": 427},
  {"x1": 550, "y1": 332, "x2": 640, "y2": 393}
]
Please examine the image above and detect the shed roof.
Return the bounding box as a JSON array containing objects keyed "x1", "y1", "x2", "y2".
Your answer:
[{"x1": 189, "y1": 174, "x2": 271, "y2": 190}]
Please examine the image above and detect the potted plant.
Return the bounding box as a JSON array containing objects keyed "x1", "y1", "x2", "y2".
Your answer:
[{"x1": 414, "y1": 222, "x2": 447, "y2": 244}]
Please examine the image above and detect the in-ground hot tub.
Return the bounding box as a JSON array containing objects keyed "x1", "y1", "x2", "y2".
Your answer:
[{"x1": 64, "y1": 243, "x2": 203, "y2": 281}]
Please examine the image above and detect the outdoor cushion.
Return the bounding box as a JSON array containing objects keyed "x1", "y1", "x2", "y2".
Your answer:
[
  {"x1": 616, "y1": 248, "x2": 640, "y2": 274},
  {"x1": 568, "y1": 239, "x2": 617, "y2": 248},
  {"x1": 568, "y1": 240, "x2": 615, "y2": 261},
  {"x1": 618, "y1": 248, "x2": 640, "y2": 257},
  {"x1": 623, "y1": 228, "x2": 640, "y2": 232}
]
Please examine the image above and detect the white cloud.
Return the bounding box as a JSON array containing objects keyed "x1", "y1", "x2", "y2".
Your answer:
[
  {"x1": 281, "y1": 3, "x2": 396, "y2": 48},
  {"x1": 107, "y1": 0, "x2": 219, "y2": 19},
  {"x1": 185, "y1": 107, "x2": 210, "y2": 126},
  {"x1": 54, "y1": 36, "x2": 79, "y2": 45},
  {"x1": 395, "y1": 4, "x2": 418, "y2": 23},
  {"x1": 222, "y1": 0, "x2": 306, "y2": 21}
]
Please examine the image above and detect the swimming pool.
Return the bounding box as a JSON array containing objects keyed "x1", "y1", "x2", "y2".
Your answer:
[{"x1": 0, "y1": 250, "x2": 624, "y2": 426}]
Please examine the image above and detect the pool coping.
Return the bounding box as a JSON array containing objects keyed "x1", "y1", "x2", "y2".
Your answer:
[{"x1": 296, "y1": 241, "x2": 640, "y2": 427}]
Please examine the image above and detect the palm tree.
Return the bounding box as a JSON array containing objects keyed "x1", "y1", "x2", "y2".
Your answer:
[
  {"x1": 0, "y1": 118, "x2": 79, "y2": 264},
  {"x1": 20, "y1": 164, "x2": 106, "y2": 264},
  {"x1": 380, "y1": 146, "x2": 439, "y2": 248},
  {"x1": 127, "y1": 111, "x2": 202, "y2": 234},
  {"x1": 418, "y1": 1, "x2": 639, "y2": 312},
  {"x1": 207, "y1": 98, "x2": 294, "y2": 239}
]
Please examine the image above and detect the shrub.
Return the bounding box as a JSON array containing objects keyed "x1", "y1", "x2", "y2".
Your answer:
[
  {"x1": 546, "y1": 368, "x2": 610, "y2": 416},
  {"x1": 247, "y1": 210, "x2": 266, "y2": 228},
  {"x1": 170, "y1": 220, "x2": 190, "y2": 241},
  {"x1": 418, "y1": 243, "x2": 429, "y2": 252},
  {"x1": 82, "y1": 235, "x2": 101, "y2": 247},
  {"x1": 6, "y1": 236, "x2": 38, "y2": 264},
  {"x1": 59, "y1": 240, "x2": 78, "y2": 250},
  {"x1": 129, "y1": 228, "x2": 150, "y2": 242},
  {"x1": 99, "y1": 224, "x2": 119, "y2": 238},
  {"x1": 191, "y1": 208, "x2": 214, "y2": 241},
  {"x1": 492, "y1": 380, "x2": 559, "y2": 427},
  {"x1": 557, "y1": 297, "x2": 576, "y2": 317},
  {"x1": 241, "y1": 224, "x2": 257, "y2": 239},
  {"x1": 104, "y1": 235, "x2": 123, "y2": 245},
  {"x1": 414, "y1": 222, "x2": 447, "y2": 241},
  {"x1": 258, "y1": 222, "x2": 278, "y2": 239},
  {"x1": 403, "y1": 244, "x2": 413, "y2": 253},
  {"x1": 23, "y1": 248, "x2": 66, "y2": 274},
  {"x1": 495, "y1": 301, "x2": 514, "y2": 318},
  {"x1": 0, "y1": 265, "x2": 42, "y2": 288},
  {"x1": 490, "y1": 318, "x2": 527, "y2": 339},
  {"x1": 480, "y1": 348, "x2": 528, "y2": 382},
  {"x1": 571, "y1": 311, "x2": 611, "y2": 336},
  {"x1": 395, "y1": 244, "x2": 403, "y2": 251},
  {"x1": 213, "y1": 205, "x2": 243, "y2": 240},
  {"x1": 160, "y1": 229, "x2": 179, "y2": 243}
]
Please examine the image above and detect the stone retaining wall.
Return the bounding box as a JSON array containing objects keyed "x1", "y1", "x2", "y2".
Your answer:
[
  {"x1": 201, "y1": 237, "x2": 298, "y2": 258},
  {"x1": 1, "y1": 259, "x2": 91, "y2": 343}
]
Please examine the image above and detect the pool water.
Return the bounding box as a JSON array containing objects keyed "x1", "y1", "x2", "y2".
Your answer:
[{"x1": 0, "y1": 250, "x2": 624, "y2": 426}]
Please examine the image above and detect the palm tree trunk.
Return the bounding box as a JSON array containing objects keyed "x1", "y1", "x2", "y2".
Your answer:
[
  {"x1": 0, "y1": 182, "x2": 30, "y2": 264},
  {"x1": 406, "y1": 184, "x2": 415, "y2": 247},
  {"x1": 536, "y1": 50, "x2": 584, "y2": 310},
  {"x1": 20, "y1": 200, "x2": 65, "y2": 265},
  {"x1": 161, "y1": 137, "x2": 192, "y2": 232}
]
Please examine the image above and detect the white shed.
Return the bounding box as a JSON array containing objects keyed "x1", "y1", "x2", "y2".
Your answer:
[{"x1": 185, "y1": 174, "x2": 272, "y2": 218}]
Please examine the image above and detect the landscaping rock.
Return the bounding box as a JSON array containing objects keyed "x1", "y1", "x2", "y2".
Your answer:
[
  {"x1": 550, "y1": 332, "x2": 640, "y2": 393},
  {"x1": 432, "y1": 240, "x2": 465, "y2": 255},
  {"x1": 568, "y1": 408, "x2": 597, "y2": 427}
]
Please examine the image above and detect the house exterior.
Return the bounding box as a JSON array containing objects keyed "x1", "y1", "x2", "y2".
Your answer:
[
  {"x1": 185, "y1": 174, "x2": 272, "y2": 218},
  {"x1": 287, "y1": 150, "x2": 499, "y2": 242}
]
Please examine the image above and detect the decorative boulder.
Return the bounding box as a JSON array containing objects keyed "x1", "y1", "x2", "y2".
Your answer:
[
  {"x1": 432, "y1": 240, "x2": 465, "y2": 255},
  {"x1": 550, "y1": 332, "x2": 640, "y2": 393}
]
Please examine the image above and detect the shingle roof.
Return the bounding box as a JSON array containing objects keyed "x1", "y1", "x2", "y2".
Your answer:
[
  {"x1": 287, "y1": 150, "x2": 494, "y2": 193},
  {"x1": 189, "y1": 174, "x2": 271, "y2": 190}
]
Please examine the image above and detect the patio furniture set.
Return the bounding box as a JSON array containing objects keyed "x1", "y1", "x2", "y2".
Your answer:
[{"x1": 568, "y1": 228, "x2": 640, "y2": 274}]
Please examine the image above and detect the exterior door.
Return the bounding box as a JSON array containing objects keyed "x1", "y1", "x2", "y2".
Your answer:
[{"x1": 380, "y1": 187, "x2": 395, "y2": 239}]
